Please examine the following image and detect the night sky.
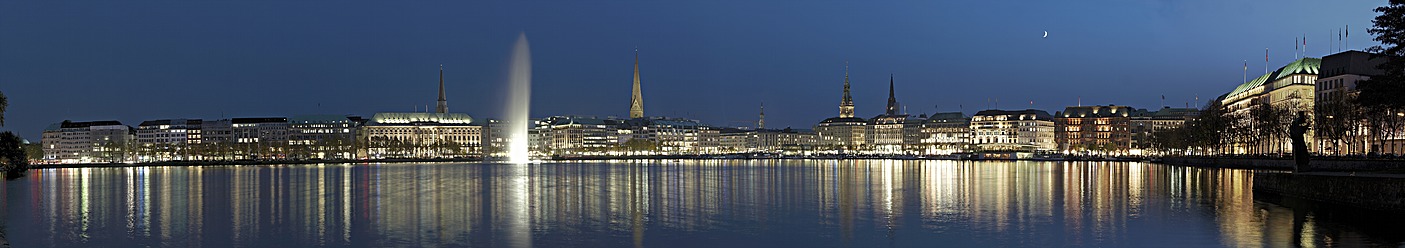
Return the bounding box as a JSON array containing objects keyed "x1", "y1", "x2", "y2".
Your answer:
[{"x1": 0, "y1": 1, "x2": 1384, "y2": 140}]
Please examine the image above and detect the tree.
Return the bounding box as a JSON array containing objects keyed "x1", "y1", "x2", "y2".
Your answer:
[
  {"x1": 1360, "y1": 0, "x2": 1405, "y2": 110},
  {"x1": 1, "y1": 132, "x2": 30, "y2": 179},
  {"x1": 0, "y1": 91, "x2": 7, "y2": 126},
  {"x1": 1358, "y1": 0, "x2": 1405, "y2": 154}
]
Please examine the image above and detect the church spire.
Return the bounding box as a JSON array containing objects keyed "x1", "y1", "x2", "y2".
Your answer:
[
  {"x1": 839, "y1": 61, "x2": 855, "y2": 118},
  {"x1": 886, "y1": 74, "x2": 898, "y2": 115},
  {"x1": 629, "y1": 48, "x2": 645, "y2": 119},
  {"x1": 758, "y1": 101, "x2": 765, "y2": 129},
  {"x1": 436, "y1": 64, "x2": 447, "y2": 113}
]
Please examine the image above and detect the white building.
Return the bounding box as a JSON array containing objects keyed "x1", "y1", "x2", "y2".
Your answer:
[
  {"x1": 919, "y1": 112, "x2": 970, "y2": 155},
  {"x1": 362, "y1": 112, "x2": 481, "y2": 158},
  {"x1": 533, "y1": 116, "x2": 622, "y2": 156},
  {"x1": 970, "y1": 109, "x2": 1055, "y2": 152},
  {"x1": 620, "y1": 117, "x2": 718, "y2": 155},
  {"x1": 134, "y1": 119, "x2": 202, "y2": 161},
  {"x1": 41, "y1": 120, "x2": 134, "y2": 163}
]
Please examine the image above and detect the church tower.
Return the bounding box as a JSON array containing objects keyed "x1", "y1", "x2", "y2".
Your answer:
[
  {"x1": 758, "y1": 102, "x2": 766, "y2": 129},
  {"x1": 436, "y1": 64, "x2": 447, "y2": 113},
  {"x1": 630, "y1": 49, "x2": 645, "y2": 119},
  {"x1": 839, "y1": 61, "x2": 855, "y2": 118},
  {"x1": 886, "y1": 74, "x2": 898, "y2": 115}
]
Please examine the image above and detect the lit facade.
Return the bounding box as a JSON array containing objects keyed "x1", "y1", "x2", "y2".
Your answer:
[
  {"x1": 919, "y1": 112, "x2": 970, "y2": 155},
  {"x1": 1055, "y1": 105, "x2": 1132, "y2": 154},
  {"x1": 362, "y1": 112, "x2": 481, "y2": 158},
  {"x1": 621, "y1": 117, "x2": 718, "y2": 154},
  {"x1": 970, "y1": 109, "x2": 1055, "y2": 152},
  {"x1": 41, "y1": 120, "x2": 134, "y2": 163},
  {"x1": 134, "y1": 119, "x2": 202, "y2": 161},
  {"x1": 1129, "y1": 107, "x2": 1198, "y2": 153},
  {"x1": 718, "y1": 128, "x2": 819, "y2": 154},
  {"x1": 1220, "y1": 57, "x2": 1319, "y2": 154},
  {"x1": 229, "y1": 117, "x2": 290, "y2": 159},
  {"x1": 288, "y1": 115, "x2": 361, "y2": 159},
  {"x1": 1314, "y1": 51, "x2": 1386, "y2": 155},
  {"x1": 533, "y1": 116, "x2": 622, "y2": 156},
  {"x1": 816, "y1": 62, "x2": 867, "y2": 152}
]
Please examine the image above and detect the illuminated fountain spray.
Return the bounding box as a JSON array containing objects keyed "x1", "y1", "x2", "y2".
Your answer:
[
  {"x1": 505, "y1": 33, "x2": 532, "y2": 164},
  {"x1": 499, "y1": 32, "x2": 534, "y2": 248}
]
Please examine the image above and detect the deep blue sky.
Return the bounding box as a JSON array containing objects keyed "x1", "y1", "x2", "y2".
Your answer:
[{"x1": 0, "y1": 0, "x2": 1385, "y2": 140}]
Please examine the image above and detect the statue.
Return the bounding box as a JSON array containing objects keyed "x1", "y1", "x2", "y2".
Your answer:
[{"x1": 1290, "y1": 111, "x2": 1310, "y2": 172}]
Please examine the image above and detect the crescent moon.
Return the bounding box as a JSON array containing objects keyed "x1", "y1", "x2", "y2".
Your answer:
[{"x1": 1043, "y1": 31, "x2": 1048, "y2": 38}]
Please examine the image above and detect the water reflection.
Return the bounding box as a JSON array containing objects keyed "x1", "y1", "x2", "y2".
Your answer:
[{"x1": 5, "y1": 160, "x2": 1405, "y2": 247}]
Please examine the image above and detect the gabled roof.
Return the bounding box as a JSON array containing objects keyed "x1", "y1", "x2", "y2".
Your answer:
[{"x1": 1227, "y1": 57, "x2": 1321, "y2": 98}]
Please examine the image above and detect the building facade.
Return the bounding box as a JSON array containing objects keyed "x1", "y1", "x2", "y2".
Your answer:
[
  {"x1": 816, "y1": 63, "x2": 867, "y2": 152},
  {"x1": 1055, "y1": 105, "x2": 1132, "y2": 155},
  {"x1": 134, "y1": 119, "x2": 202, "y2": 161},
  {"x1": 970, "y1": 109, "x2": 1055, "y2": 152},
  {"x1": 1314, "y1": 50, "x2": 1387, "y2": 155},
  {"x1": 533, "y1": 116, "x2": 622, "y2": 156},
  {"x1": 288, "y1": 115, "x2": 360, "y2": 159},
  {"x1": 620, "y1": 117, "x2": 717, "y2": 155},
  {"x1": 1129, "y1": 107, "x2": 1199, "y2": 154},
  {"x1": 919, "y1": 112, "x2": 970, "y2": 155},
  {"x1": 1220, "y1": 57, "x2": 1320, "y2": 154},
  {"x1": 362, "y1": 112, "x2": 481, "y2": 158},
  {"x1": 41, "y1": 120, "x2": 134, "y2": 163}
]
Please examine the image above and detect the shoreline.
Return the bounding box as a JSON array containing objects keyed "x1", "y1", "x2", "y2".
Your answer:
[
  {"x1": 29, "y1": 156, "x2": 1404, "y2": 172},
  {"x1": 31, "y1": 155, "x2": 1150, "y2": 169}
]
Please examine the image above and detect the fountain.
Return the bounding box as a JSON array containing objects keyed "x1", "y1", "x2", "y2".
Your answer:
[
  {"x1": 500, "y1": 32, "x2": 533, "y2": 248},
  {"x1": 505, "y1": 33, "x2": 532, "y2": 164}
]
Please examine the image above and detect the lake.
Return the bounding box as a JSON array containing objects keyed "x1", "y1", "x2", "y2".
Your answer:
[{"x1": 5, "y1": 160, "x2": 1404, "y2": 247}]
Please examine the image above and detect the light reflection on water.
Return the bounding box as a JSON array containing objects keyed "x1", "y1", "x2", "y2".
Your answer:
[{"x1": 4, "y1": 160, "x2": 1404, "y2": 247}]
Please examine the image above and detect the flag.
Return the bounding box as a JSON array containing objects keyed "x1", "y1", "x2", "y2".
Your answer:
[
  {"x1": 1266, "y1": 48, "x2": 1269, "y2": 62},
  {"x1": 1296, "y1": 37, "x2": 1299, "y2": 50},
  {"x1": 1244, "y1": 60, "x2": 1247, "y2": 71}
]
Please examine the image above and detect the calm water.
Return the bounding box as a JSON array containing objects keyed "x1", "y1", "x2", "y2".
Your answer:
[{"x1": 5, "y1": 160, "x2": 1405, "y2": 247}]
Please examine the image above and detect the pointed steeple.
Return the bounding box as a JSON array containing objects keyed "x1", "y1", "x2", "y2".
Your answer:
[
  {"x1": 886, "y1": 74, "x2": 898, "y2": 115},
  {"x1": 758, "y1": 101, "x2": 766, "y2": 129},
  {"x1": 436, "y1": 64, "x2": 448, "y2": 113},
  {"x1": 630, "y1": 48, "x2": 645, "y2": 119},
  {"x1": 839, "y1": 61, "x2": 855, "y2": 118}
]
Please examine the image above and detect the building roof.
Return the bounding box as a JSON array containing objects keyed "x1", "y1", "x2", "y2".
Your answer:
[
  {"x1": 289, "y1": 115, "x2": 354, "y2": 123},
  {"x1": 626, "y1": 117, "x2": 705, "y2": 128},
  {"x1": 819, "y1": 116, "x2": 867, "y2": 124},
  {"x1": 540, "y1": 116, "x2": 619, "y2": 126},
  {"x1": 138, "y1": 119, "x2": 202, "y2": 127},
  {"x1": 1058, "y1": 105, "x2": 1132, "y2": 118},
  {"x1": 232, "y1": 117, "x2": 289, "y2": 124},
  {"x1": 926, "y1": 112, "x2": 966, "y2": 122},
  {"x1": 1131, "y1": 107, "x2": 1200, "y2": 119},
  {"x1": 1226, "y1": 57, "x2": 1321, "y2": 98},
  {"x1": 974, "y1": 109, "x2": 1053, "y2": 120},
  {"x1": 59, "y1": 120, "x2": 124, "y2": 128},
  {"x1": 369, "y1": 112, "x2": 474, "y2": 126}
]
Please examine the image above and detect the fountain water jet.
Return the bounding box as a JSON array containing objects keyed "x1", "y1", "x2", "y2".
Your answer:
[{"x1": 505, "y1": 33, "x2": 532, "y2": 164}]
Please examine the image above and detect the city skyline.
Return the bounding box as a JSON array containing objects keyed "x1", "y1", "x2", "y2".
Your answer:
[{"x1": 0, "y1": 1, "x2": 1385, "y2": 140}]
